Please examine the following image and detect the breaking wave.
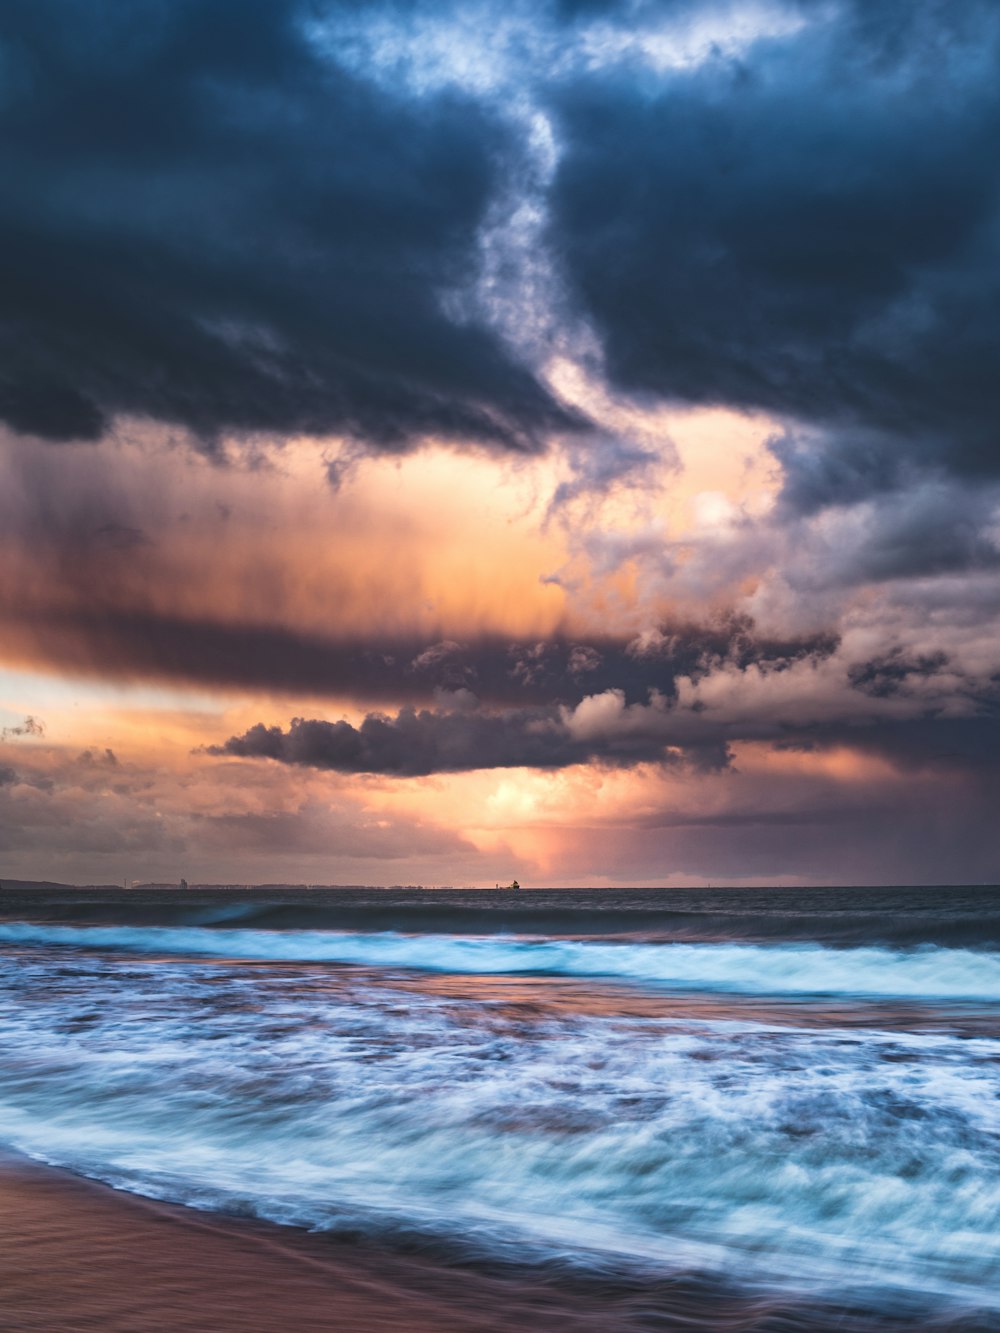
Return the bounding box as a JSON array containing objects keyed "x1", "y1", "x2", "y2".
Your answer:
[{"x1": 2, "y1": 920, "x2": 1000, "y2": 999}]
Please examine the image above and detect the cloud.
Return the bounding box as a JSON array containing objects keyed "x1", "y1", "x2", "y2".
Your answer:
[
  {"x1": 2, "y1": 583, "x2": 836, "y2": 706},
  {"x1": 847, "y1": 649, "x2": 951, "y2": 699},
  {"x1": 1, "y1": 715, "x2": 44, "y2": 741},
  {"x1": 0, "y1": 431, "x2": 840, "y2": 698},
  {"x1": 209, "y1": 692, "x2": 732, "y2": 775},
  {"x1": 548, "y1": 0, "x2": 1000, "y2": 504},
  {"x1": 209, "y1": 646, "x2": 1000, "y2": 788},
  {"x1": 0, "y1": 0, "x2": 575, "y2": 452},
  {"x1": 208, "y1": 628, "x2": 851, "y2": 778},
  {"x1": 800, "y1": 715, "x2": 1000, "y2": 778},
  {"x1": 546, "y1": 433, "x2": 661, "y2": 513},
  {"x1": 77, "y1": 747, "x2": 120, "y2": 768},
  {"x1": 3, "y1": 0, "x2": 998, "y2": 510},
  {"x1": 0, "y1": 742, "x2": 489, "y2": 883},
  {"x1": 192, "y1": 803, "x2": 472, "y2": 860}
]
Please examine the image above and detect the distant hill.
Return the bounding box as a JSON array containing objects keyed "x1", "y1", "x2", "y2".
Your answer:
[
  {"x1": 0, "y1": 878, "x2": 127, "y2": 892},
  {"x1": 0, "y1": 878, "x2": 387, "y2": 892}
]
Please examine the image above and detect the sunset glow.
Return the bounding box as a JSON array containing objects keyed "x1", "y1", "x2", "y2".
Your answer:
[{"x1": 2, "y1": 0, "x2": 999, "y2": 890}]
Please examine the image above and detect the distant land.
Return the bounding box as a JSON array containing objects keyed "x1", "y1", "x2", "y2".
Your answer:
[{"x1": 2, "y1": 878, "x2": 997, "y2": 894}]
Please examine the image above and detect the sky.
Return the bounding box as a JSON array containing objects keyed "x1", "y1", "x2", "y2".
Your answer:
[{"x1": 2, "y1": 0, "x2": 1000, "y2": 888}]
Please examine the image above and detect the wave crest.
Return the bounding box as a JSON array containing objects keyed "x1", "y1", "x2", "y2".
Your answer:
[{"x1": 2, "y1": 922, "x2": 999, "y2": 999}]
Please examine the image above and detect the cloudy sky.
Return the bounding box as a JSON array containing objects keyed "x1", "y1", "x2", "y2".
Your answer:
[{"x1": 2, "y1": 0, "x2": 999, "y2": 887}]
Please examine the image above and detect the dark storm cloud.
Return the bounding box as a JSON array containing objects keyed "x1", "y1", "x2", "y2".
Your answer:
[
  {"x1": 208, "y1": 618, "x2": 838, "y2": 775},
  {"x1": 781, "y1": 714, "x2": 1000, "y2": 780},
  {"x1": 210, "y1": 666, "x2": 1000, "y2": 780},
  {"x1": 768, "y1": 430, "x2": 911, "y2": 517},
  {"x1": 6, "y1": 0, "x2": 997, "y2": 497},
  {"x1": 548, "y1": 0, "x2": 1000, "y2": 505},
  {"x1": 4, "y1": 597, "x2": 835, "y2": 706},
  {"x1": 0, "y1": 0, "x2": 574, "y2": 450},
  {"x1": 210, "y1": 703, "x2": 730, "y2": 776},
  {"x1": 778, "y1": 479, "x2": 1000, "y2": 592},
  {"x1": 848, "y1": 649, "x2": 950, "y2": 699}
]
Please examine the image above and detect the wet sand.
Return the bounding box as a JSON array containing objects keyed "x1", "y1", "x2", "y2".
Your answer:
[{"x1": 0, "y1": 1153, "x2": 619, "y2": 1332}]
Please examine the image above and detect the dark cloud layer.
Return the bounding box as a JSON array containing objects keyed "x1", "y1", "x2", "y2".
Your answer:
[
  {"x1": 213, "y1": 688, "x2": 1000, "y2": 781},
  {"x1": 5, "y1": 0, "x2": 999, "y2": 509},
  {"x1": 848, "y1": 649, "x2": 951, "y2": 699},
  {"x1": 4, "y1": 602, "x2": 836, "y2": 707},
  {"x1": 212, "y1": 703, "x2": 730, "y2": 776},
  {"x1": 0, "y1": 0, "x2": 572, "y2": 450},
  {"x1": 202, "y1": 615, "x2": 842, "y2": 779},
  {"x1": 550, "y1": 0, "x2": 1000, "y2": 504},
  {"x1": 803, "y1": 715, "x2": 1000, "y2": 778}
]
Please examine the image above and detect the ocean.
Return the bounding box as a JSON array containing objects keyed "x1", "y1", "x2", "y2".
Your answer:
[{"x1": 1, "y1": 885, "x2": 999, "y2": 1330}]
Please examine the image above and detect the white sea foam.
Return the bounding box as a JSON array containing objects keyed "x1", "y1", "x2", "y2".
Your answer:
[{"x1": 2, "y1": 920, "x2": 1000, "y2": 999}]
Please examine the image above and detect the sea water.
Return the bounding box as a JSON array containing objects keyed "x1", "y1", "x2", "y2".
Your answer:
[{"x1": 1, "y1": 886, "x2": 998, "y2": 1326}]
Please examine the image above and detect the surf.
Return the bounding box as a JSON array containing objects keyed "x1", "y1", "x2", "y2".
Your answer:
[{"x1": 2, "y1": 920, "x2": 1000, "y2": 1000}]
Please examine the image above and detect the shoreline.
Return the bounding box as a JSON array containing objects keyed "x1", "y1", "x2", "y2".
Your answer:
[
  {"x1": 2, "y1": 1153, "x2": 991, "y2": 1332},
  {"x1": 0, "y1": 1151, "x2": 623, "y2": 1332}
]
